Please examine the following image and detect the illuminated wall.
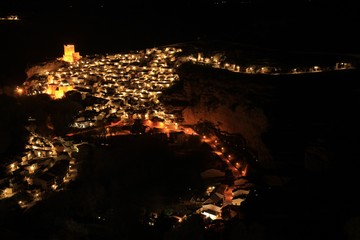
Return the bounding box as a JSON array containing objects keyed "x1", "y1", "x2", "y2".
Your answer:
[
  {"x1": 54, "y1": 85, "x2": 73, "y2": 99},
  {"x1": 46, "y1": 84, "x2": 58, "y2": 96},
  {"x1": 46, "y1": 83, "x2": 73, "y2": 99}
]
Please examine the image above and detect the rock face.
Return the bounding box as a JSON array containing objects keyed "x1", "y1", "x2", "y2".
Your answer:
[
  {"x1": 162, "y1": 62, "x2": 360, "y2": 172},
  {"x1": 25, "y1": 60, "x2": 66, "y2": 79},
  {"x1": 162, "y1": 63, "x2": 275, "y2": 166},
  {"x1": 181, "y1": 87, "x2": 271, "y2": 164}
]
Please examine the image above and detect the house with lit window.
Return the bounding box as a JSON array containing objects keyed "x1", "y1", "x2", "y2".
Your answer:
[{"x1": 199, "y1": 204, "x2": 222, "y2": 220}]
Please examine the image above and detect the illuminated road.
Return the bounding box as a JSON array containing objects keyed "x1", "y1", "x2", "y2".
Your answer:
[{"x1": 201, "y1": 135, "x2": 245, "y2": 179}]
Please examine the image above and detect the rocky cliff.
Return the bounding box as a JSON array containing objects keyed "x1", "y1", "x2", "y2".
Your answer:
[
  {"x1": 161, "y1": 62, "x2": 360, "y2": 172},
  {"x1": 162, "y1": 63, "x2": 276, "y2": 167},
  {"x1": 25, "y1": 59, "x2": 66, "y2": 79}
]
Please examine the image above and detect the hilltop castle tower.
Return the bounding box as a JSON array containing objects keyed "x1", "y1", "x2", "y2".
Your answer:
[{"x1": 63, "y1": 44, "x2": 81, "y2": 63}]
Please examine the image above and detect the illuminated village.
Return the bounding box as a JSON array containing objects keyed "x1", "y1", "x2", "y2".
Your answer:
[
  {"x1": 1, "y1": 43, "x2": 356, "y2": 226},
  {"x1": 0, "y1": 15, "x2": 20, "y2": 21},
  {"x1": 1, "y1": 0, "x2": 360, "y2": 237}
]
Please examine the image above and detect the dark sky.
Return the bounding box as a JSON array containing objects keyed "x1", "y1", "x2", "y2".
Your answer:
[
  {"x1": 1, "y1": 0, "x2": 358, "y2": 15},
  {"x1": 1, "y1": 0, "x2": 359, "y2": 29},
  {"x1": 1, "y1": 0, "x2": 359, "y2": 56}
]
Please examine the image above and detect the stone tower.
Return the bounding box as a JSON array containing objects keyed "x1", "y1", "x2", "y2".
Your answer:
[{"x1": 63, "y1": 44, "x2": 81, "y2": 63}]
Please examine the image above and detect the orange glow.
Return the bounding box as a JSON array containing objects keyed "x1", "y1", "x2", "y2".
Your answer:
[
  {"x1": 55, "y1": 85, "x2": 73, "y2": 98},
  {"x1": 16, "y1": 87, "x2": 23, "y2": 95},
  {"x1": 54, "y1": 91, "x2": 64, "y2": 99},
  {"x1": 47, "y1": 84, "x2": 73, "y2": 99},
  {"x1": 47, "y1": 75, "x2": 54, "y2": 84},
  {"x1": 241, "y1": 164, "x2": 248, "y2": 176},
  {"x1": 157, "y1": 122, "x2": 164, "y2": 128},
  {"x1": 46, "y1": 84, "x2": 58, "y2": 96}
]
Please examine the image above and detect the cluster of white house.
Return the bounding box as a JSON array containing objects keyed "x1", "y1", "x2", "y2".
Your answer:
[
  {"x1": 189, "y1": 52, "x2": 354, "y2": 74},
  {"x1": 185, "y1": 170, "x2": 255, "y2": 221},
  {"x1": 23, "y1": 46, "x2": 182, "y2": 129},
  {"x1": 0, "y1": 131, "x2": 78, "y2": 209}
]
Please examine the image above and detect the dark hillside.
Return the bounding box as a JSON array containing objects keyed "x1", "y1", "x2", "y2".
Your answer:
[{"x1": 163, "y1": 62, "x2": 360, "y2": 175}]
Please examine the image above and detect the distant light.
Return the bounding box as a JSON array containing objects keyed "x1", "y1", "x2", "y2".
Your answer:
[{"x1": 16, "y1": 87, "x2": 24, "y2": 95}]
